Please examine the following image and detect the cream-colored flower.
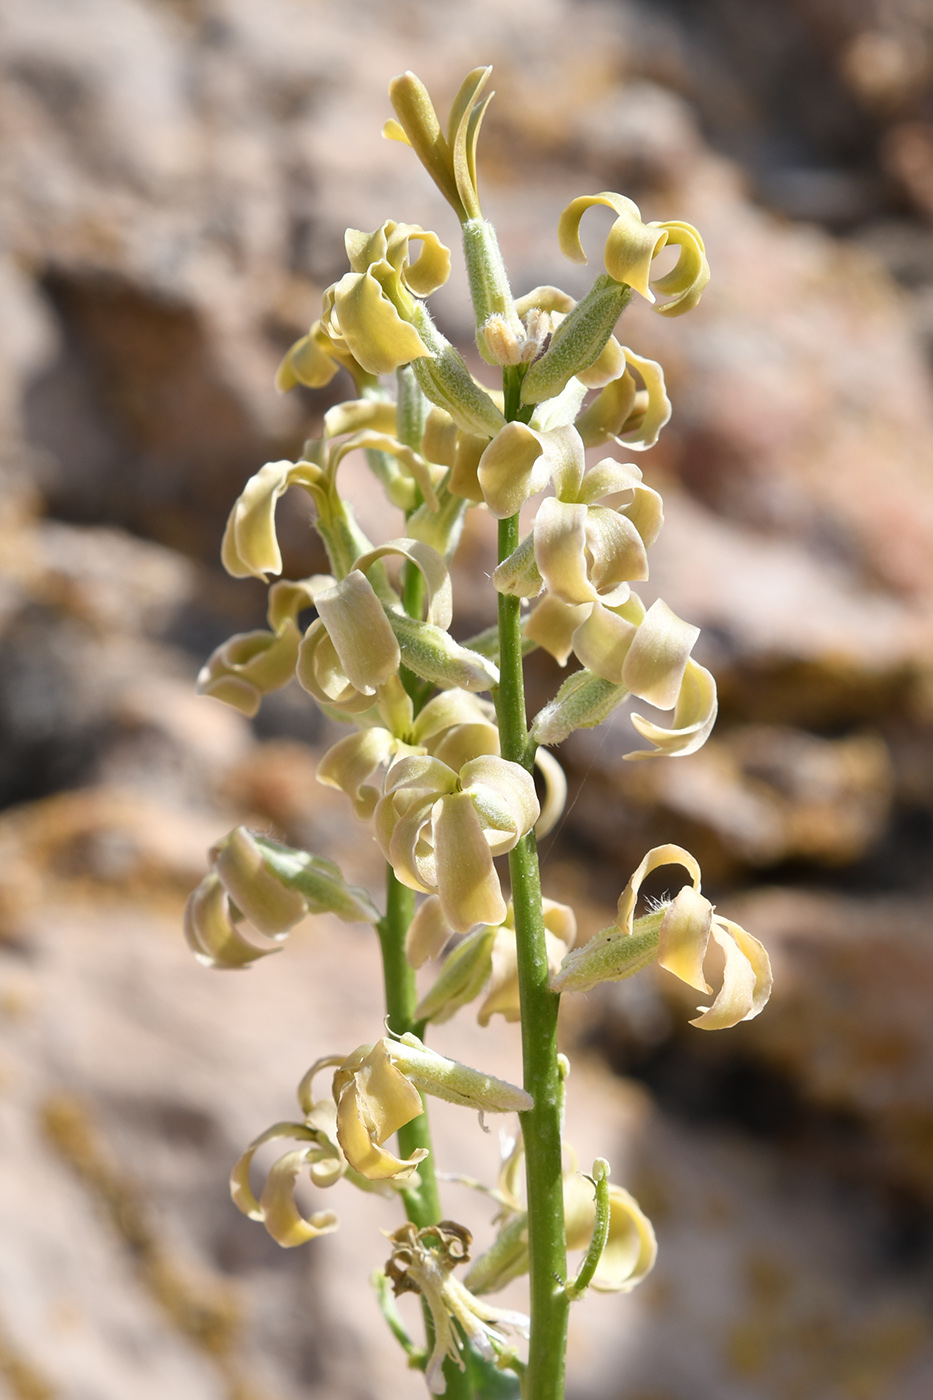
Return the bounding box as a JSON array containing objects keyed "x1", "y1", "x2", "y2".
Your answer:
[
  {"x1": 489, "y1": 425, "x2": 663, "y2": 609},
  {"x1": 384, "y1": 1220, "x2": 529, "y2": 1394},
  {"x1": 295, "y1": 539, "x2": 498, "y2": 717},
  {"x1": 276, "y1": 317, "x2": 369, "y2": 394},
  {"x1": 374, "y1": 754, "x2": 539, "y2": 932},
  {"x1": 220, "y1": 427, "x2": 440, "y2": 584},
  {"x1": 319, "y1": 221, "x2": 451, "y2": 375},
  {"x1": 333, "y1": 1036, "x2": 532, "y2": 1185},
  {"x1": 559, "y1": 191, "x2": 710, "y2": 316},
  {"x1": 551, "y1": 844, "x2": 773, "y2": 1029},
  {"x1": 184, "y1": 827, "x2": 380, "y2": 970},
  {"x1": 196, "y1": 576, "x2": 331, "y2": 717},
  {"x1": 318, "y1": 685, "x2": 498, "y2": 820},
  {"x1": 230, "y1": 1056, "x2": 348, "y2": 1246},
  {"x1": 575, "y1": 345, "x2": 672, "y2": 451},
  {"x1": 333, "y1": 1040, "x2": 430, "y2": 1181},
  {"x1": 529, "y1": 592, "x2": 718, "y2": 758}
]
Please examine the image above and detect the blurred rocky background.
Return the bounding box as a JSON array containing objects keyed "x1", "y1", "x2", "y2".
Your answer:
[{"x1": 2, "y1": 0, "x2": 933, "y2": 1396}]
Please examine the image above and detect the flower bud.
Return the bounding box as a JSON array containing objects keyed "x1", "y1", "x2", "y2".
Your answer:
[
  {"x1": 520, "y1": 276, "x2": 633, "y2": 405},
  {"x1": 389, "y1": 1033, "x2": 533, "y2": 1113},
  {"x1": 531, "y1": 669, "x2": 628, "y2": 746},
  {"x1": 184, "y1": 873, "x2": 281, "y2": 970},
  {"x1": 409, "y1": 301, "x2": 506, "y2": 437}
]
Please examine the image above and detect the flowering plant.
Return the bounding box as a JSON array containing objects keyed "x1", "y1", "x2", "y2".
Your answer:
[{"x1": 187, "y1": 65, "x2": 770, "y2": 1400}]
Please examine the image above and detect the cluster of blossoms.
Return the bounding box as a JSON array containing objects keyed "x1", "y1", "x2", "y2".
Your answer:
[{"x1": 185, "y1": 65, "x2": 771, "y2": 1399}]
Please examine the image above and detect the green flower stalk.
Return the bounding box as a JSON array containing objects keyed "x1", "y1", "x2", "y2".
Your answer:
[{"x1": 185, "y1": 62, "x2": 770, "y2": 1400}]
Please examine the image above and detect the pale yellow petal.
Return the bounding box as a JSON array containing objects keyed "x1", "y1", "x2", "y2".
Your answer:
[
  {"x1": 210, "y1": 826, "x2": 307, "y2": 937},
  {"x1": 316, "y1": 728, "x2": 396, "y2": 819},
  {"x1": 477, "y1": 421, "x2": 549, "y2": 518},
  {"x1": 621, "y1": 599, "x2": 700, "y2": 709},
  {"x1": 657, "y1": 885, "x2": 713, "y2": 994},
  {"x1": 433, "y1": 791, "x2": 507, "y2": 932},
  {"x1": 331, "y1": 270, "x2": 429, "y2": 374},
  {"x1": 315, "y1": 571, "x2": 401, "y2": 695},
  {"x1": 626, "y1": 658, "x2": 718, "y2": 760},
  {"x1": 616, "y1": 843, "x2": 703, "y2": 936}
]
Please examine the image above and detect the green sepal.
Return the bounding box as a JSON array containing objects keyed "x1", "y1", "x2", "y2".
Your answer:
[
  {"x1": 253, "y1": 835, "x2": 381, "y2": 925},
  {"x1": 521, "y1": 277, "x2": 632, "y2": 405}
]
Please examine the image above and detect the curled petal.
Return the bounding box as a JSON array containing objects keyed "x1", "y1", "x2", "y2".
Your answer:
[
  {"x1": 571, "y1": 602, "x2": 639, "y2": 684},
  {"x1": 627, "y1": 657, "x2": 718, "y2": 759},
  {"x1": 329, "y1": 270, "x2": 429, "y2": 374},
  {"x1": 266, "y1": 576, "x2": 334, "y2": 633},
  {"x1": 315, "y1": 571, "x2": 401, "y2": 695},
  {"x1": 184, "y1": 874, "x2": 279, "y2": 969},
  {"x1": 534, "y1": 747, "x2": 567, "y2": 838},
  {"x1": 616, "y1": 349, "x2": 671, "y2": 450},
  {"x1": 323, "y1": 399, "x2": 398, "y2": 439},
  {"x1": 477, "y1": 421, "x2": 551, "y2": 518},
  {"x1": 412, "y1": 689, "x2": 496, "y2": 745},
  {"x1": 296, "y1": 620, "x2": 381, "y2": 714},
  {"x1": 534, "y1": 499, "x2": 647, "y2": 608},
  {"x1": 385, "y1": 754, "x2": 461, "y2": 798},
  {"x1": 558, "y1": 194, "x2": 708, "y2": 314},
  {"x1": 478, "y1": 902, "x2": 575, "y2": 1025},
  {"x1": 317, "y1": 729, "x2": 397, "y2": 819},
  {"x1": 649, "y1": 220, "x2": 710, "y2": 316},
  {"x1": 197, "y1": 623, "x2": 300, "y2": 718},
  {"x1": 210, "y1": 827, "x2": 307, "y2": 937},
  {"x1": 617, "y1": 843, "x2": 703, "y2": 936},
  {"x1": 575, "y1": 458, "x2": 643, "y2": 506},
  {"x1": 354, "y1": 538, "x2": 452, "y2": 630},
  {"x1": 428, "y1": 721, "x2": 500, "y2": 772},
  {"x1": 524, "y1": 595, "x2": 592, "y2": 666},
  {"x1": 258, "y1": 1151, "x2": 341, "y2": 1247},
  {"x1": 690, "y1": 917, "x2": 773, "y2": 1030},
  {"x1": 575, "y1": 333, "x2": 627, "y2": 389},
  {"x1": 221, "y1": 460, "x2": 323, "y2": 581},
  {"x1": 335, "y1": 1041, "x2": 428, "y2": 1181},
  {"x1": 230, "y1": 1122, "x2": 343, "y2": 1248},
  {"x1": 657, "y1": 885, "x2": 713, "y2": 994},
  {"x1": 406, "y1": 895, "x2": 454, "y2": 968},
  {"x1": 275, "y1": 325, "x2": 341, "y2": 392},
  {"x1": 432, "y1": 791, "x2": 508, "y2": 931},
  {"x1": 333, "y1": 430, "x2": 441, "y2": 513},
  {"x1": 559, "y1": 192, "x2": 663, "y2": 299},
  {"x1": 621, "y1": 599, "x2": 700, "y2": 709},
  {"x1": 421, "y1": 408, "x2": 459, "y2": 467},
  {"x1": 460, "y1": 756, "x2": 540, "y2": 850}
]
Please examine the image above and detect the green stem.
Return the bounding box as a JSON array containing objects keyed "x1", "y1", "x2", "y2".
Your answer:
[
  {"x1": 377, "y1": 867, "x2": 474, "y2": 1400},
  {"x1": 495, "y1": 376, "x2": 570, "y2": 1400},
  {"x1": 377, "y1": 869, "x2": 439, "y2": 1226}
]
